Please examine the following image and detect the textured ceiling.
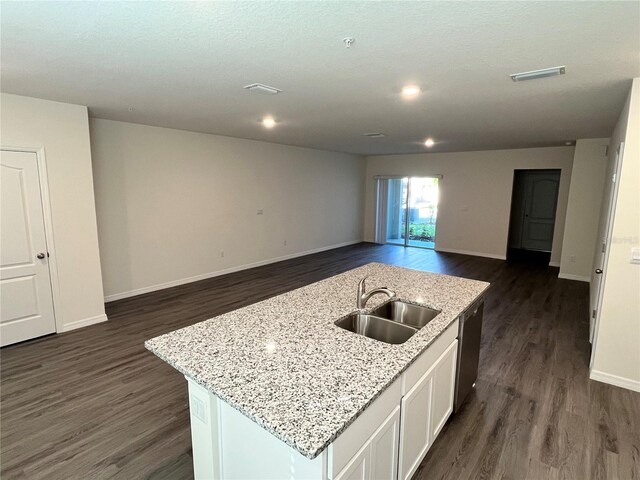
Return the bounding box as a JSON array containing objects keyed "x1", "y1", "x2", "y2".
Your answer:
[{"x1": 1, "y1": 1, "x2": 639, "y2": 155}]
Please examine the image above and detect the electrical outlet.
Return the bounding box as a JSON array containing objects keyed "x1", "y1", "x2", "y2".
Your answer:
[
  {"x1": 190, "y1": 396, "x2": 207, "y2": 423},
  {"x1": 283, "y1": 240, "x2": 287, "y2": 246},
  {"x1": 570, "y1": 255, "x2": 576, "y2": 263},
  {"x1": 257, "y1": 209, "x2": 264, "y2": 215},
  {"x1": 220, "y1": 250, "x2": 224, "y2": 258}
]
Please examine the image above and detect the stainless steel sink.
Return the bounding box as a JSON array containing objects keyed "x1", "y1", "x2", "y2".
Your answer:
[
  {"x1": 335, "y1": 313, "x2": 417, "y2": 344},
  {"x1": 370, "y1": 300, "x2": 441, "y2": 329}
]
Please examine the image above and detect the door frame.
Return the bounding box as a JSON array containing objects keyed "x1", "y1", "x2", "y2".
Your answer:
[
  {"x1": 589, "y1": 142, "x2": 624, "y2": 369},
  {"x1": 506, "y1": 168, "x2": 561, "y2": 255},
  {"x1": 375, "y1": 175, "x2": 441, "y2": 250},
  {"x1": 1, "y1": 145, "x2": 63, "y2": 334}
]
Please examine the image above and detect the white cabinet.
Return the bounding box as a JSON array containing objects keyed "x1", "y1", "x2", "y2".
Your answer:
[
  {"x1": 335, "y1": 335, "x2": 458, "y2": 480},
  {"x1": 398, "y1": 339, "x2": 458, "y2": 480},
  {"x1": 186, "y1": 326, "x2": 458, "y2": 480},
  {"x1": 398, "y1": 365, "x2": 433, "y2": 480},
  {"x1": 187, "y1": 378, "x2": 327, "y2": 480},
  {"x1": 334, "y1": 406, "x2": 400, "y2": 480},
  {"x1": 370, "y1": 405, "x2": 400, "y2": 479},
  {"x1": 334, "y1": 443, "x2": 368, "y2": 480},
  {"x1": 430, "y1": 340, "x2": 458, "y2": 440}
]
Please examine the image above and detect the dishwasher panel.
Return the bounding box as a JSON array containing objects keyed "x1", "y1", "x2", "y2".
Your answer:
[{"x1": 454, "y1": 300, "x2": 484, "y2": 412}]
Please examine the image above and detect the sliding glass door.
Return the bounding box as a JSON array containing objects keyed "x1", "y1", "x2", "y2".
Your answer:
[
  {"x1": 376, "y1": 176, "x2": 439, "y2": 249},
  {"x1": 385, "y1": 178, "x2": 408, "y2": 245},
  {"x1": 407, "y1": 177, "x2": 439, "y2": 248}
]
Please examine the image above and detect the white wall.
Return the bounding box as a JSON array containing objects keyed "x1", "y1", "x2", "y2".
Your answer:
[
  {"x1": 559, "y1": 138, "x2": 610, "y2": 281},
  {"x1": 591, "y1": 78, "x2": 640, "y2": 391},
  {"x1": 364, "y1": 147, "x2": 574, "y2": 263},
  {"x1": 90, "y1": 118, "x2": 366, "y2": 300},
  {"x1": 0, "y1": 93, "x2": 106, "y2": 331}
]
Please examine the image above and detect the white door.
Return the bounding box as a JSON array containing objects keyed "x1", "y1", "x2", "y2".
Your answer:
[
  {"x1": 1, "y1": 150, "x2": 56, "y2": 346},
  {"x1": 590, "y1": 143, "x2": 624, "y2": 345}
]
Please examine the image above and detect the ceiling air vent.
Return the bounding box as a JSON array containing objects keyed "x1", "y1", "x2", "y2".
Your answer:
[
  {"x1": 510, "y1": 66, "x2": 565, "y2": 82},
  {"x1": 243, "y1": 83, "x2": 282, "y2": 95},
  {"x1": 363, "y1": 133, "x2": 386, "y2": 138}
]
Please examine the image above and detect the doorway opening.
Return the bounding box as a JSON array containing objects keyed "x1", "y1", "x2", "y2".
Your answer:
[
  {"x1": 375, "y1": 177, "x2": 439, "y2": 249},
  {"x1": 507, "y1": 169, "x2": 561, "y2": 265}
]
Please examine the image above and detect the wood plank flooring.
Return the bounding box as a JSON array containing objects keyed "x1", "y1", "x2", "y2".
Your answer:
[{"x1": 1, "y1": 243, "x2": 639, "y2": 479}]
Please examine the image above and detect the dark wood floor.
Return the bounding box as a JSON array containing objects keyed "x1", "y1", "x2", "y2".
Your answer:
[{"x1": 1, "y1": 243, "x2": 638, "y2": 479}]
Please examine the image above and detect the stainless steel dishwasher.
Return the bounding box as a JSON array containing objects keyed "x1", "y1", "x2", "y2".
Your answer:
[{"x1": 454, "y1": 297, "x2": 484, "y2": 412}]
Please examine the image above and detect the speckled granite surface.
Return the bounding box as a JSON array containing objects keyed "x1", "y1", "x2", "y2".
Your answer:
[{"x1": 145, "y1": 263, "x2": 489, "y2": 459}]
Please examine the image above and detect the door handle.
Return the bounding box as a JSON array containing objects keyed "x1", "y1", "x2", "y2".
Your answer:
[
  {"x1": 37, "y1": 253, "x2": 46, "y2": 259},
  {"x1": 595, "y1": 268, "x2": 603, "y2": 274}
]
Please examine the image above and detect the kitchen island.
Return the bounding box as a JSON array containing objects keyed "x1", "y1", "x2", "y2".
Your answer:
[{"x1": 145, "y1": 263, "x2": 489, "y2": 479}]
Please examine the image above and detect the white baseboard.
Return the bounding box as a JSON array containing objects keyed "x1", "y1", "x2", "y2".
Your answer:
[
  {"x1": 62, "y1": 313, "x2": 108, "y2": 332},
  {"x1": 558, "y1": 272, "x2": 590, "y2": 282},
  {"x1": 548, "y1": 261, "x2": 561, "y2": 267},
  {"x1": 435, "y1": 247, "x2": 506, "y2": 261},
  {"x1": 590, "y1": 369, "x2": 640, "y2": 392},
  {"x1": 105, "y1": 240, "x2": 362, "y2": 302}
]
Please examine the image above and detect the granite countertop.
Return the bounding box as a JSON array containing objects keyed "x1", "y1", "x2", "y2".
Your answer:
[{"x1": 145, "y1": 262, "x2": 490, "y2": 459}]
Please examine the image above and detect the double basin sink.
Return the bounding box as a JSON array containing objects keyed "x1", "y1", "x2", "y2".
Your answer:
[{"x1": 335, "y1": 300, "x2": 441, "y2": 345}]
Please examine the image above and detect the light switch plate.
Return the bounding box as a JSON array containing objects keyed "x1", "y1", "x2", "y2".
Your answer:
[{"x1": 631, "y1": 247, "x2": 640, "y2": 264}]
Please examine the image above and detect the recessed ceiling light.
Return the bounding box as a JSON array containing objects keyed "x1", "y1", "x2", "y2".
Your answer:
[
  {"x1": 262, "y1": 116, "x2": 276, "y2": 129},
  {"x1": 510, "y1": 66, "x2": 566, "y2": 82},
  {"x1": 565, "y1": 141, "x2": 574, "y2": 146},
  {"x1": 424, "y1": 138, "x2": 435, "y2": 147},
  {"x1": 402, "y1": 85, "x2": 421, "y2": 97}
]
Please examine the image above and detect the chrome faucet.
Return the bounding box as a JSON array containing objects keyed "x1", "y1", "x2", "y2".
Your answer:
[{"x1": 357, "y1": 276, "x2": 396, "y2": 309}]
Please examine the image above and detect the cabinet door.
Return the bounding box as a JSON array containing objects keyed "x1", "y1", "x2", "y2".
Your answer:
[
  {"x1": 398, "y1": 369, "x2": 433, "y2": 480},
  {"x1": 430, "y1": 339, "x2": 458, "y2": 441},
  {"x1": 370, "y1": 406, "x2": 400, "y2": 480},
  {"x1": 334, "y1": 443, "x2": 368, "y2": 480}
]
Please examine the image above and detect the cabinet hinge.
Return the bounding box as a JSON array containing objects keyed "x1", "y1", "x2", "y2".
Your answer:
[{"x1": 592, "y1": 309, "x2": 597, "y2": 319}]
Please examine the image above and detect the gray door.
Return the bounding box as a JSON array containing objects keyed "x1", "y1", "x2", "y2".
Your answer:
[
  {"x1": 508, "y1": 169, "x2": 561, "y2": 252},
  {"x1": 521, "y1": 171, "x2": 560, "y2": 251}
]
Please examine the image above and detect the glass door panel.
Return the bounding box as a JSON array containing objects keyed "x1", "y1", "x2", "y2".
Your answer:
[
  {"x1": 378, "y1": 176, "x2": 438, "y2": 249},
  {"x1": 406, "y1": 177, "x2": 438, "y2": 249},
  {"x1": 385, "y1": 177, "x2": 408, "y2": 245}
]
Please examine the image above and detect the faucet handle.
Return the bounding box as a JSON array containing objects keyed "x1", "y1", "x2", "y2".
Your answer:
[{"x1": 356, "y1": 276, "x2": 369, "y2": 309}]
